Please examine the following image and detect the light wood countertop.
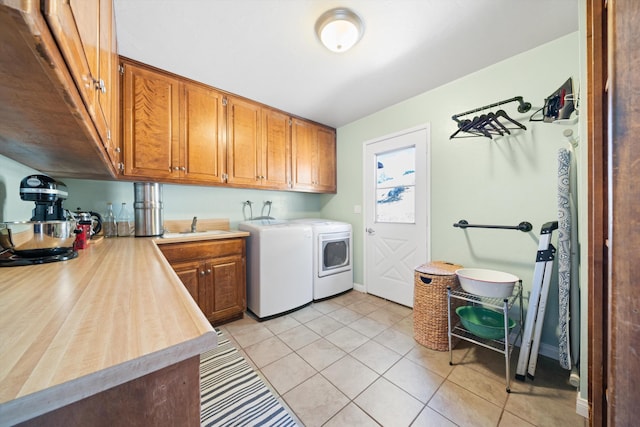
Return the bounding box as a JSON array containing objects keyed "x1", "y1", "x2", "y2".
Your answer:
[{"x1": 0, "y1": 236, "x2": 225, "y2": 425}]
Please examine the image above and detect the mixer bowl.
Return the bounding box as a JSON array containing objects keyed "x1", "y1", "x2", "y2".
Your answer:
[{"x1": 0, "y1": 220, "x2": 77, "y2": 256}]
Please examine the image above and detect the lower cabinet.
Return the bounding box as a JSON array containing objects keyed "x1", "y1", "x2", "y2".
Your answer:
[{"x1": 160, "y1": 238, "x2": 246, "y2": 325}]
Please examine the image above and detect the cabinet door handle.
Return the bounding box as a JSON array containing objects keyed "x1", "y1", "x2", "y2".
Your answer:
[
  {"x1": 94, "y1": 78, "x2": 107, "y2": 93},
  {"x1": 181, "y1": 166, "x2": 186, "y2": 171},
  {"x1": 206, "y1": 269, "x2": 211, "y2": 274},
  {"x1": 200, "y1": 271, "x2": 205, "y2": 276}
]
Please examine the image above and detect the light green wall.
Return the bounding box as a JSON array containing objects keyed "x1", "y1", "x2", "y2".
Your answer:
[
  {"x1": 323, "y1": 32, "x2": 581, "y2": 355},
  {"x1": 0, "y1": 155, "x2": 41, "y2": 221},
  {"x1": 0, "y1": 155, "x2": 322, "y2": 227},
  {"x1": 63, "y1": 179, "x2": 322, "y2": 228}
]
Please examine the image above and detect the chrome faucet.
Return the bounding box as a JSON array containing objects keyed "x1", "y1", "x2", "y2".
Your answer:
[{"x1": 191, "y1": 216, "x2": 198, "y2": 233}]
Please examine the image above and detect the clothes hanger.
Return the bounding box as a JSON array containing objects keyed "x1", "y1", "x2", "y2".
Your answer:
[
  {"x1": 450, "y1": 115, "x2": 483, "y2": 139},
  {"x1": 487, "y1": 112, "x2": 511, "y2": 135},
  {"x1": 449, "y1": 97, "x2": 531, "y2": 139},
  {"x1": 495, "y1": 109, "x2": 527, "y2": 130},
  {"x1": 479, "y1": 114, "x2": 505, "y2": 136}
]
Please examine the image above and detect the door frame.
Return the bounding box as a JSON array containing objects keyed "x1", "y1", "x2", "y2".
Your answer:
[
  {"x1": 362, "y1": 123, "x2": 431, "y2": 303},
  {"x1": 586, "y1": 0, "x2": 606, "y2": 424},
  {"x1": 587, "y1": 1, "x2": 640, "y2": 425}
]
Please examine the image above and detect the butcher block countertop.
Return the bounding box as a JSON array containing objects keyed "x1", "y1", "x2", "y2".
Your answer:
[{"x1": 0, "y1": 234, "x2": 242, "y2": 425}]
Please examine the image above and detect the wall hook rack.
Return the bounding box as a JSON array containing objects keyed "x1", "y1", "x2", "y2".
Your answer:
[
  {"x1": 450, "y1": 96, "x2": 532, "y2": 140},
  {"x1": 453, "y1": 219, "x2": 533, "y2": 232}
]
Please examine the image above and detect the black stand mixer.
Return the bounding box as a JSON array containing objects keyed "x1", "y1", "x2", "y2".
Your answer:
[
  {"x1": 0, "y1": 175, "x2": 79, "y2": 266},
  {"x1": 21, "y1": 174, "x2": 70, "y2": 221}
]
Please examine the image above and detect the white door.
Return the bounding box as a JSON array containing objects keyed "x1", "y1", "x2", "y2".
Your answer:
[{"x1": 363, "y1": 125, "x2": 429, "y2": 307}]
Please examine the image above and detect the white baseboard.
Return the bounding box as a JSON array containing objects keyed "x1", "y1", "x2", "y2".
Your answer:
[
  {"x1": 353, "y1": 282, "x2": 366, "y2": 293},
  {"x1": 537, "y1": 341, "x2": 559, "y2": 361},
  {"x1": 576, "y1": 393, "x2": 589, "y2": 418}
]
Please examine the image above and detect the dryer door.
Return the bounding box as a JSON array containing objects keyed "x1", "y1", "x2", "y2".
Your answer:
[{"x1": 319, "y1": 231, "x2": 351, "y2": 277}]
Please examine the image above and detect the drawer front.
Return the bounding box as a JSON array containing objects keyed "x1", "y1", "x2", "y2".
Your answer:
[{"x1": 160, "y1": 238, "x2": 245, "y2": 263}]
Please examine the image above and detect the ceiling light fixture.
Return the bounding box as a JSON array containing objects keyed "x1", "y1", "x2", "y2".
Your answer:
[{"x1": 315, "y1": 8, "x2": 364, "y2": 53}]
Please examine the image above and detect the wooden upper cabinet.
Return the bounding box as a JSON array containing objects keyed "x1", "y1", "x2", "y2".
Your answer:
[
  {"x1": 121, "y1": 59, "x2": 180, "y2": 180},
  {"x1": 0, "y1": 1, "x2": 116, "y2": 179},
  {"x1": 44, "y1": 0, "x2": 117, "y2": 167},
  {"x1": 121, "y1": 59, "x2": 225, "y2": 183},
  {"x1": 226, "y1": 97, "x2": 291, "y2": 190},
  {"x1": 120, "y1": 58, "x2": 335, "y2": 192},
  {"x1": 291, "y1": 118, "x2": 337, "y2": 193},
  {"x1": 182, "y1": 81, "x2": 225, "y2": 182}
]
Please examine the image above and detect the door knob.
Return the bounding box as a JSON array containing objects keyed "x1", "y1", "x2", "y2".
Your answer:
[{"x1": 366, "y1": 227, "x2": 375, "y2": 234}]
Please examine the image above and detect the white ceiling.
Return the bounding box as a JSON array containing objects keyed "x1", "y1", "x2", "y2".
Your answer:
[{"x1": 114, "y1": 0, "x2": 579, "y2": 128}]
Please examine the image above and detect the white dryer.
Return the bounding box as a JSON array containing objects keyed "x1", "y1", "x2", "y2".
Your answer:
[
  {"x1": 291, "y1": 219, "x2": 353, "y2": 300},
  {"x1": 238, "y1": 219, "x2": 313, "y2": 319}
]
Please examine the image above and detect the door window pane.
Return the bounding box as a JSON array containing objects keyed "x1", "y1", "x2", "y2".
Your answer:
[{"x1": 376, "y1": 146, "x2": 415, "y2": 223}]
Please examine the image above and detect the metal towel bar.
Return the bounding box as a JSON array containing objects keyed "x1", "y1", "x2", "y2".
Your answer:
[{"x1": 453, "y1": 219, "x2": 532, "y2": 232}]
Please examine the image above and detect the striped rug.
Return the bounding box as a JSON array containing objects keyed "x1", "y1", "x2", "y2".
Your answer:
[{"x1": 200, "y1": 330, "x2": 298, "y2": 427}]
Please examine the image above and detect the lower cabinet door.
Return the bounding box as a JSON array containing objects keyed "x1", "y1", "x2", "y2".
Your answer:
[
  {"x1": 205, "y1": 255, "x2": 246, "y2": 324},
  {"x1": 171, "y1": 260, "x2": 202, "y2": 306}
]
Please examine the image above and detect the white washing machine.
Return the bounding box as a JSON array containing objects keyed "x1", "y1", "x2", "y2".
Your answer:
[
  {"x1": 291, "y1": 219, "x2": 353, "y2": 300},
  {"x1": 238, "y1": 219, "x2": 313, "y2": 320}
]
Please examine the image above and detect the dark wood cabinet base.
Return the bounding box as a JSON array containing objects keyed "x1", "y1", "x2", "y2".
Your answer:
[{"x1": 17, "y1": 357, "x2": 201, "y2": 427}]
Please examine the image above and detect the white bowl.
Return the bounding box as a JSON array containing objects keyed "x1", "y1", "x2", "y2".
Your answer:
[{"x1": 455, "y1": 268, "x2": 519, "y2": 298}]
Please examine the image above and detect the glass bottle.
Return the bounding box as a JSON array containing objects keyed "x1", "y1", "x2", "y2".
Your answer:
[
  {"x1": 104, "y1": 202, "x2": 117, "y2": 238},
  {"x1": 116, "y1": 202, "x2": 131, "y2": 237}
]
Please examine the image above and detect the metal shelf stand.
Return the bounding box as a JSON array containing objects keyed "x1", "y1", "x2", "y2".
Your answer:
[{"x1": 447, "y1": 281, "x2": 523, "y2": 392}]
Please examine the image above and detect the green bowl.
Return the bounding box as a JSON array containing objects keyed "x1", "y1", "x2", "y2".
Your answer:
[{"x1": 456, "y1": 306, "x2": 515, "y2": 340}]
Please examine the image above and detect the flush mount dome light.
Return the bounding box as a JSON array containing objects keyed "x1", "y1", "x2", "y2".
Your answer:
[{"x1": 315, "y1": 8, "x2": 364, "y2": 53}]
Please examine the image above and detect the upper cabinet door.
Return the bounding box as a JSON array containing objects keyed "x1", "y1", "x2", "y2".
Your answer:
[
  {"x1": 99, "y1": 0, "x2": 119, "y2": 169},
  {"x1": 291, "y1": 118, "x2": 336, "y2": 193},
  {"x1": 291, "y1": 118, "x2": 316, "y2": 191},
  {"x1": 315, "y1": 126, "x2": 337, "y2": 193},
  {"x1": 261, "y1": 108, "x2": 291, "y2": 190},
  {"x1": 226, "y1": 96, "x2": 261, "y2": 187},
  {"x1": 44, "y1": 0, "x2": 108, "y2": 144},
  {"x1": 121, "y1": 60, "x2": 180, "y2": 179},
  {"x1": 182, "y1": 81, "x2": 225, "y2": 183}
]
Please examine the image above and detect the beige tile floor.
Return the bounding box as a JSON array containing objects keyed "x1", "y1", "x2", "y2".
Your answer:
[{"x1": 218, "y1": 290, "x2": 587, "y2": 427}]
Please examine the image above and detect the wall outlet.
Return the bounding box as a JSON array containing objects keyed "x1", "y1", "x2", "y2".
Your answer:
[{"x1": 353, "y1": 204, "x2": 362, "y2": 214}]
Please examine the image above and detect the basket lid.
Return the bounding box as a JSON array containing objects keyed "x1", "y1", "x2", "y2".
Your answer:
[{"x1": 415, "y1": 261, "x2": 462, "y2": 275}]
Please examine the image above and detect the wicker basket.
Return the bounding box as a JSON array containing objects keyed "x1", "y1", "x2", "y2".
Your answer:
[{"x1": 413, "y1": 261, "x2": 463, "y2": 351}]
